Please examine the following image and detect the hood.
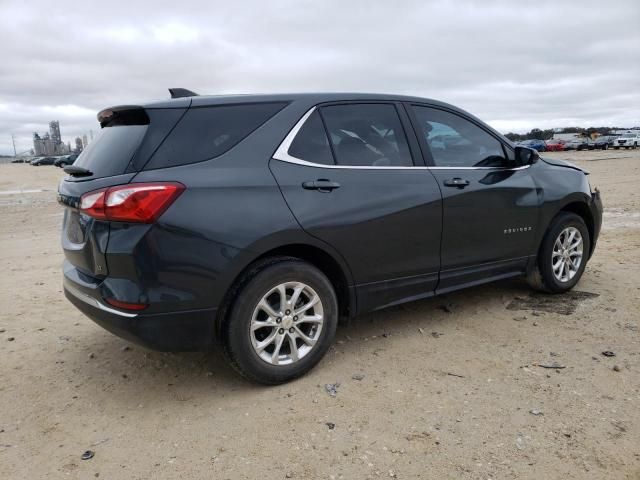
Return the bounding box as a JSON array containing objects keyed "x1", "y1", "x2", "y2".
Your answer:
[{"x1": 541, "y1": 157, "x2": 589, "y2": 175}]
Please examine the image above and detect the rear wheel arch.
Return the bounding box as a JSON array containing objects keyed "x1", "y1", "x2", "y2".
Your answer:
[{"x1": 214, "y1": 243, "x2": 354, "y2": 341}]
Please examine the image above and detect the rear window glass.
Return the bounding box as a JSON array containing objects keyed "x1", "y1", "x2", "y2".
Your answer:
[
  {"x1": 72, "y1": 125, "x2": 148, "y2": 179},
  {"x1": 145, "y1": 102, "x2": 287, "y2": 169}
]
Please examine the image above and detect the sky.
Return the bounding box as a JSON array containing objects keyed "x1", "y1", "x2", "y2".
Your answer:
[{"x1": 1, "y1": 0, "x2": 639, "y2": 155}]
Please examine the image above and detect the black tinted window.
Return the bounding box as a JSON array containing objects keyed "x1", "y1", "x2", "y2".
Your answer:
[
  {"x1": 72, "y1": 125, "x2": 148, "y2": 179},
  {"x1": 320, "y1": 104, "x2": 413, "y2": 167},
  {"x1": 146, "y1": 102, "x2": 286, "y2": 169},
  {"x1": 288, "y1": 110, "x2": 334, "y2": 165},
  {"x1": 412, "y1": 106, "x2": 506, "y2": 168}
]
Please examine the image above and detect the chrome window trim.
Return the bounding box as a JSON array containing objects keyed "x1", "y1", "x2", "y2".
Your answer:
[
  {"x1": 65, "y1": 283, "x2": 139, "y2": 318},
  {"x1": 272, "y1": 107, "x2": 531, "y2": 172},
  {"x1": 272, "y1": 107, "x2": 319, "y2": 165}
]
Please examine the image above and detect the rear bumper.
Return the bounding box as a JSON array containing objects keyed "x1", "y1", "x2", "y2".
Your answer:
[{"x1": 64, "y1": 281, "x2": 217, "y2": 351}]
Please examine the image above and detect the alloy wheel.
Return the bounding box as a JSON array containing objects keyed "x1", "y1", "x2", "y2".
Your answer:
[
  {"x1": 551, "y1": 227, "x2": 583, "y2": 283},
  {"x1": 250, "y1": 282, "x2": 324, "y2": 365}
]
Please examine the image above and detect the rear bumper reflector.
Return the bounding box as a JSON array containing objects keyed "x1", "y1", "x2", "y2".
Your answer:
[
  {"x1": 104, "y1": 298, "x2": 148, "y2": 311},
  {"x1": 64, "y1": 283, "x2": 139, "y2": 318}
]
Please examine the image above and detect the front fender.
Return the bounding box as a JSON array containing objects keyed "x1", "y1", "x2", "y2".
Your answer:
[{"x1": 532, "y1": 163, "x2": 594, "y2": 254}]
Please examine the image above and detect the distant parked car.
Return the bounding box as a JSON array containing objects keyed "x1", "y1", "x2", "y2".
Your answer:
[
  {"x1": 565, "y1": 138, "x2": 590, "y2": 151},
  {"x1": 10, "y1": 157, "x2": 26, "y2": 163},
  {"x1": 613, "y1": 132, "x2": 640, "y2": 149},
  {"x1": 54, "y1": 154, "x2": 78, "y2": 167},
  {"x1": 545, "y1": 139, "x2": 566, "y2": 151},
  {"x1": 591, "y1": 136, "x2": 616, "y2": 150},
  {"x1": 517, "y1": 139, "x2": 547, "y2": 152},
  {"x1": 606, "y1": 134, "x2": 620, "y2": 147},
  {"x1": 31, "y1": 156, "x2": 56, "y2": 166}
]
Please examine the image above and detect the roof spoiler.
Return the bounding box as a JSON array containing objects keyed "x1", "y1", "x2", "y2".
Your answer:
[
  {"x1": 169, "y1": 88, "x2": 199, "y2": 99},
  {"x1": 97, "y1": 105, "x2": 150, "y2": 127}
]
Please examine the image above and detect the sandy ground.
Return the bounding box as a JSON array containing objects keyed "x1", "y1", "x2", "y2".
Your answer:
[{"x1": 1, "y1": 150, "x2": 639, "y2": 480}]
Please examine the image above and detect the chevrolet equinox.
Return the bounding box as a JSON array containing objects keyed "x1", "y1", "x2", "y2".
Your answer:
[{"x1": 58, "y1": 91, "x2": 603, "y2": 384}]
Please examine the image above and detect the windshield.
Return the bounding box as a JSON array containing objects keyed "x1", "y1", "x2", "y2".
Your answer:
[{"x1": 621, "y1": 134, "x2": 635, "y2": 138}]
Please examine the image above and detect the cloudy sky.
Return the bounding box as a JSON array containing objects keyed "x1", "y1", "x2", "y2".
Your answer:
[{"x1": 1, "y1": 0, "x2": 639, "y2": 155}]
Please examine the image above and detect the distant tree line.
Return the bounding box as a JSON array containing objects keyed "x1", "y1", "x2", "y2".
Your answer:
[{"x1": 504, "y1": 127, "x2": 629, "y2": 142}]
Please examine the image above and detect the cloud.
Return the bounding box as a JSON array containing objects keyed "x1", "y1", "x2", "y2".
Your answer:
[{"x1": 1, "y1": 0, "x2": 639, "y2": 154}]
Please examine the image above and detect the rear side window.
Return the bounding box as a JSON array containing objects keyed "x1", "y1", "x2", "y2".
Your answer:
[
  {"x1": 72, "y1": 125, "x2": 148, "y2": 179},
  {"x1": 288, "y1": 110, "x2": 334, "y2": 165},
  {"x1": 320, "y1": 104, "x2": 413, "y2": 167},
  {"x1": 145, "y1": 102, "x2": 286, "y2": 170}
]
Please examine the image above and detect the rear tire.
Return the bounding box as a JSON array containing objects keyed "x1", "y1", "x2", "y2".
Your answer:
[
  {"x1": 222, "y1": 257, "x2": 338, "y2": 384},
  {"x1": 527, "y1": 212, "x2": 590, "y2": 293}
]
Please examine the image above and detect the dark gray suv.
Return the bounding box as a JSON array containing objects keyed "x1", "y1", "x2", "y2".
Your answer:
[{"x1": 58, "y1": 91, "x2": 602, "y2": 384}]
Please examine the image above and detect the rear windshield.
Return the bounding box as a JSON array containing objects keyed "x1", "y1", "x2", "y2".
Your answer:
[
  {"x1": 72, "y1": 125, "x2": 148, "y2": 179},
  {"x1": 143, "y1": 102, "x2": 287, "y2": 170}
]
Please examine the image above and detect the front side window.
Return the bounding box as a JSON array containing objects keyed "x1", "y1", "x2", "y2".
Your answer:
[
  {"x1": 320, "y1": 104, "x2": 413, "y2": 167},
  {"x1": 411, "y1": 106, "x2": 506, "y2": 168}
]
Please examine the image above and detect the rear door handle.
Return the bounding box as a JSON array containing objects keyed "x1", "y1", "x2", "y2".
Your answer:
[
  {"x1": 302, "y1": 179, "x2": 341, "y2": 192},
  {"x1": 443, "y1": 178, "x2": 470, "y2": 188}
]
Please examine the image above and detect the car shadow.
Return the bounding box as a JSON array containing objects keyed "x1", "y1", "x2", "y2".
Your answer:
[{"x1": 64, "y1": 278, "x2": 533, "y2": 404}]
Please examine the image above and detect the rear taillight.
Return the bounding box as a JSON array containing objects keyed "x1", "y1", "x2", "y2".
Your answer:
[{"x1": 80, "y1": 182, "x2": 185, "y2": 223}]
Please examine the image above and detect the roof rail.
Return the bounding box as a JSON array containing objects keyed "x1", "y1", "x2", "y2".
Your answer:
[{"x1": 168, "y1": 88, "x2": 199, "y2": 99}]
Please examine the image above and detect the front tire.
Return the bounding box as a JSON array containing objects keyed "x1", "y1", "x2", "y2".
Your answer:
[
  {"x1": 222, "y1": 257, "x2": 338, "y2": 384},
  {"x1": 527, "y1": 212, "x2": 590, "y2": 293}
]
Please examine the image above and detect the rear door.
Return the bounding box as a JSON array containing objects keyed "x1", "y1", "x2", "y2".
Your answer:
[
  {"x1": 270, "y1": 102, "x2": 442, "y2": 313},
  {"x1": 407, "y1": 104, "x2": 539, "y2": 291}
]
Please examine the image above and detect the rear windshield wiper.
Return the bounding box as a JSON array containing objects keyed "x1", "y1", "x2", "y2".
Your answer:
[{"x1": 63, "y1": 165, "x2": 93, "y2": 177}]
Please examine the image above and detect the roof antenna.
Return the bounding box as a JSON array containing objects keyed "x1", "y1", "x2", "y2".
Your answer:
[{"x1": 169, "y1": 88, "x2": 199, "y2": 99}]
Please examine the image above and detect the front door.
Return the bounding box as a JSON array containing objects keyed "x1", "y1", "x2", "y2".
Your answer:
[
  {"x1": 270, "y1": 102, "x2": 442, "y2": 313},
  {"x1": 408, "y1": 104, "x2": 540, "y2": 291}
]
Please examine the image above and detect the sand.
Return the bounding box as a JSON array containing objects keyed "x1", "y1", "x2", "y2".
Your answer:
[{"x1": 1, "y1": 149, "x2": 639, "y2": 479}]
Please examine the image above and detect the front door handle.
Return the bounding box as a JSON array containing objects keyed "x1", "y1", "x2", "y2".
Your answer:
[
  {"x1": 443, "y1": 178, "x2": 470, "y2": 188},
  {"x1": 302, "y1": 179, "x2": 341, "y2": 192}
]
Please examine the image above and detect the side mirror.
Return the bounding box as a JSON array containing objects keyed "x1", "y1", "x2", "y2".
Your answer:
[{"x1": 514, "y1": 146, "x2": 539, "y2": 166}]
